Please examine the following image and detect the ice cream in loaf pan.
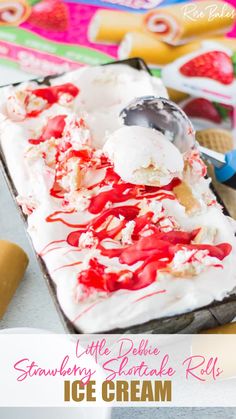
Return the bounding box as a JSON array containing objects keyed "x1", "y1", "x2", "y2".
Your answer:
[{"x1": 0, "y1": 63, "x2": 236, "y2": 333}]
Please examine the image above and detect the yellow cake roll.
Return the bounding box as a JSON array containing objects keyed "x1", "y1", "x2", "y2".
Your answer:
[
  {"x1": 0, "y1": 240, "x2": 29, "y2": 318},
  {"x1": 203, "y1": 322, "x2": 236, "y2": 334},
  {"x1": 88, "y1": 9, "x2": 143, "y2": 44},
  {"x1": 118, "y1": 31, "x2": 202, "y2": 65},
  {"x1": 173, "y1": 181, "x2": 201, "y2": 214},
  {"x1": 144, "y1": 0, "x2": 235, "y2": 45},
  {"x1": 118, "y1": 30, "x2": 235, "y2": 66},
  {"x1": 0, "y1": 0, "x2": 31, "y2": 26}
]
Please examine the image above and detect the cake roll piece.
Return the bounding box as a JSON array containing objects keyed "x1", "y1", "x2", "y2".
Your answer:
[
  {"x1": 0, "y1": 240, "x2": 29, "y2": 318},
  {"x1": 88, "y1": 10, "x2": 143, "y2": 44},
  {"x1": 144, "y1": 0, "x2": 235, "y2": 45},
  {"x1": 0, "y1": 0, "x2": 31, "y2": 25},
  {"x1": 203, "y1": 322, "x2": 236, "y2": 333},
  {"x1": 173, "y1": 181, "x2": 201, "y2": 214},
  {"x1": 118, "y1": 31, "x2": 201, "y2": 65},
  {"x1": 118, "y1": 31, "x2": 235, "y2": 66}
]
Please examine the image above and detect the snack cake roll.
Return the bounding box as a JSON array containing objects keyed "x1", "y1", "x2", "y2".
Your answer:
[
  {"x1": 144, "y1": 0, "x2": 235, "y2": 45},
  {"x1": 0, "y1": 240, "x2": 28, "y2": 318},
  {"x1": 203, "y1": 322, "x2": 236, "y2": 333},
  {"x1": 0, "y1": 0, "x2": 31, "y2": 25},
  {"x1": 88, "y1": 10, "x2": 143, "y2": 44},
  {"x1": 118, "y1": 31, "x2": 202, "y2": 65}
]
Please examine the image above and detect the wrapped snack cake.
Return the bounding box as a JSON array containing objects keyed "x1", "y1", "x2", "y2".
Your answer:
[{"x1": 0, "y1": 64, "x2": 236, "y2": 333}]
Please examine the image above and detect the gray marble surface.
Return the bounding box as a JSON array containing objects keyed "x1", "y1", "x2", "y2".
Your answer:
[
  {"x1": 113, "y1": 408, "x2": 236, "y2": 418},
  {"x1": 0, "y1": 407, "x2": 235, "y2": 418}
]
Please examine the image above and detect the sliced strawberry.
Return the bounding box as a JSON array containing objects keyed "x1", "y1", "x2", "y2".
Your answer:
[
  {"x1": 28, "y1": 0, "x2": 69, "y2": 31},
  {"x1": 33, "y1": 83, "x2": 79, "y2": 104},
  {"x1": 183, "y1": 98, "x2": 221, "y2": 123},
  {"x1": 180, "y1": 51, "x2": 234, "y2": 85}
]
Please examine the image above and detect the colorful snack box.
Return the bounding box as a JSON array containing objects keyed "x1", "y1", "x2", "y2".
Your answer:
[
  {"x1": 0, "y1": 0, "x2": 234, "y2": 76},
  {"x1": 0, "y1": 0, "x2": 235, "y2": 143}
]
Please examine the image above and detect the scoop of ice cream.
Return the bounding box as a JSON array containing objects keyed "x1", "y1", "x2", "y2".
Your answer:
[{"x1": 103, "y1": 126, "x2": 184, "y2": 186}]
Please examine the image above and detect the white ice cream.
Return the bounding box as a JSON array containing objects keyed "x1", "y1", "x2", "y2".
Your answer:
[
  {"x1": 55, "y1": 64, "x2": 167, "y2": 112},
  {"x1": 52, "y1": 64, "x2": 167, "y2": 147},
  {"x1": 0, "y1": 63, "x2": 236, "y2": 334},
  {"x1": 103, "y1": 125, "x2": 184, "y2": 186}
]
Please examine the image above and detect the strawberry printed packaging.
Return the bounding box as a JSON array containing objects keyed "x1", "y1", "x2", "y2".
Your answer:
[
  {"x1": 0, "y1": 0, "x2": 189, "y2": 76},
  {"x1": 0, "y1": 0, "x2": 234, "y2": 77},
  {"x1": 163, "y1": 42, "x2": 236, "y2": 105},
  {"x1": 162, "y1": 40, "x2": 236, "y2": 142},
  {"x1": 0, "y1": 0, "x2": 235, "y2": 139},
  {"x1": 182, "y1": 98, "x2": 234, "y2": 131},
  {"x1": 28, "y1": 0, "x2": 69, "y2": 31},
  {"x1": 180, "y1": 50, "x2": 234, "y2": 85}
]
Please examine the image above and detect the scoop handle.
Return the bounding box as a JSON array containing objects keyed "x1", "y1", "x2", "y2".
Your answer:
[{"x1": 215, "y1": 150, "x2": 236, "y2": 190}]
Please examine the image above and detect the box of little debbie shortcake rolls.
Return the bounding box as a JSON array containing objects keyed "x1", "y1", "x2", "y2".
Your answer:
[
  {"x1": 0, "y1": 0, "x2": 235, "y2": 141},
  {"x1": 161, "y1": 13, "x2": 236, "y2": 143}
]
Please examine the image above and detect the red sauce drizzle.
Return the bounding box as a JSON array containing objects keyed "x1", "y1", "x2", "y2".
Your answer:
[
  {"x1": 75, "y1": 238, "x2": 231, "y2": 292},
  {"x1": 39, "y1": 127, "x2": 232, "y2": 294},
  {"x1": 26, "y1": 83, "x2": 79, "y2": 117},
  {"x1": 29, "y1": 115, "x2": 67, "y2": 145}
]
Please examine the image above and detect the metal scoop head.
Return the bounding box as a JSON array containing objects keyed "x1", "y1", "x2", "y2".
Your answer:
[{"x1": 120, "y1": 96, "x2": 225, "y2": 168}]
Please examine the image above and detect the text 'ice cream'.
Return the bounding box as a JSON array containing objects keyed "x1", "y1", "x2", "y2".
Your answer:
[{"x1": 103, "y1": 125, "x2": 184, "y2": 186}]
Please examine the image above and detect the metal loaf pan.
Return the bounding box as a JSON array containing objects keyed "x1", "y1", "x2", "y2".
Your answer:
[{"x1": 1, "y1": 57, "x2": 236, "y2": 334}]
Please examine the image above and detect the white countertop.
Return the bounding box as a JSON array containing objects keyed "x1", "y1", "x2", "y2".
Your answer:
[{"x1": 0, "y1": 169, "x2": 64, "y2": 332}]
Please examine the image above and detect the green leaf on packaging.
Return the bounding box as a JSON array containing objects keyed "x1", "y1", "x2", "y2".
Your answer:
[
  {"x1": 27, "y1": 0, "x2": 41, "y2": 6},
  {"x1": 213, "y1": 102, "x2": 230, "y2": 121},
  {"x1": 151, "y1": 68, "x2": 162, "y2": 78},
  {"x1": 232, "y1": 52, "x2": 236, "y2": 77}
]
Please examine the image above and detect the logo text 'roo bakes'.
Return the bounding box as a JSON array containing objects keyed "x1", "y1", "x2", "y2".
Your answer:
[{"x1": 182, "y1": 3, "x2": 236, "y2": 22}]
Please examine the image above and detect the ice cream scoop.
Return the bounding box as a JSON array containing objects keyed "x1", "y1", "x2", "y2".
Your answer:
[
  {"x1": 120, "y1": 96, "x2": 236, "y2": 190},
  {"x1": 103, "y1": 125, "x2": 184, "y2": 186}
]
